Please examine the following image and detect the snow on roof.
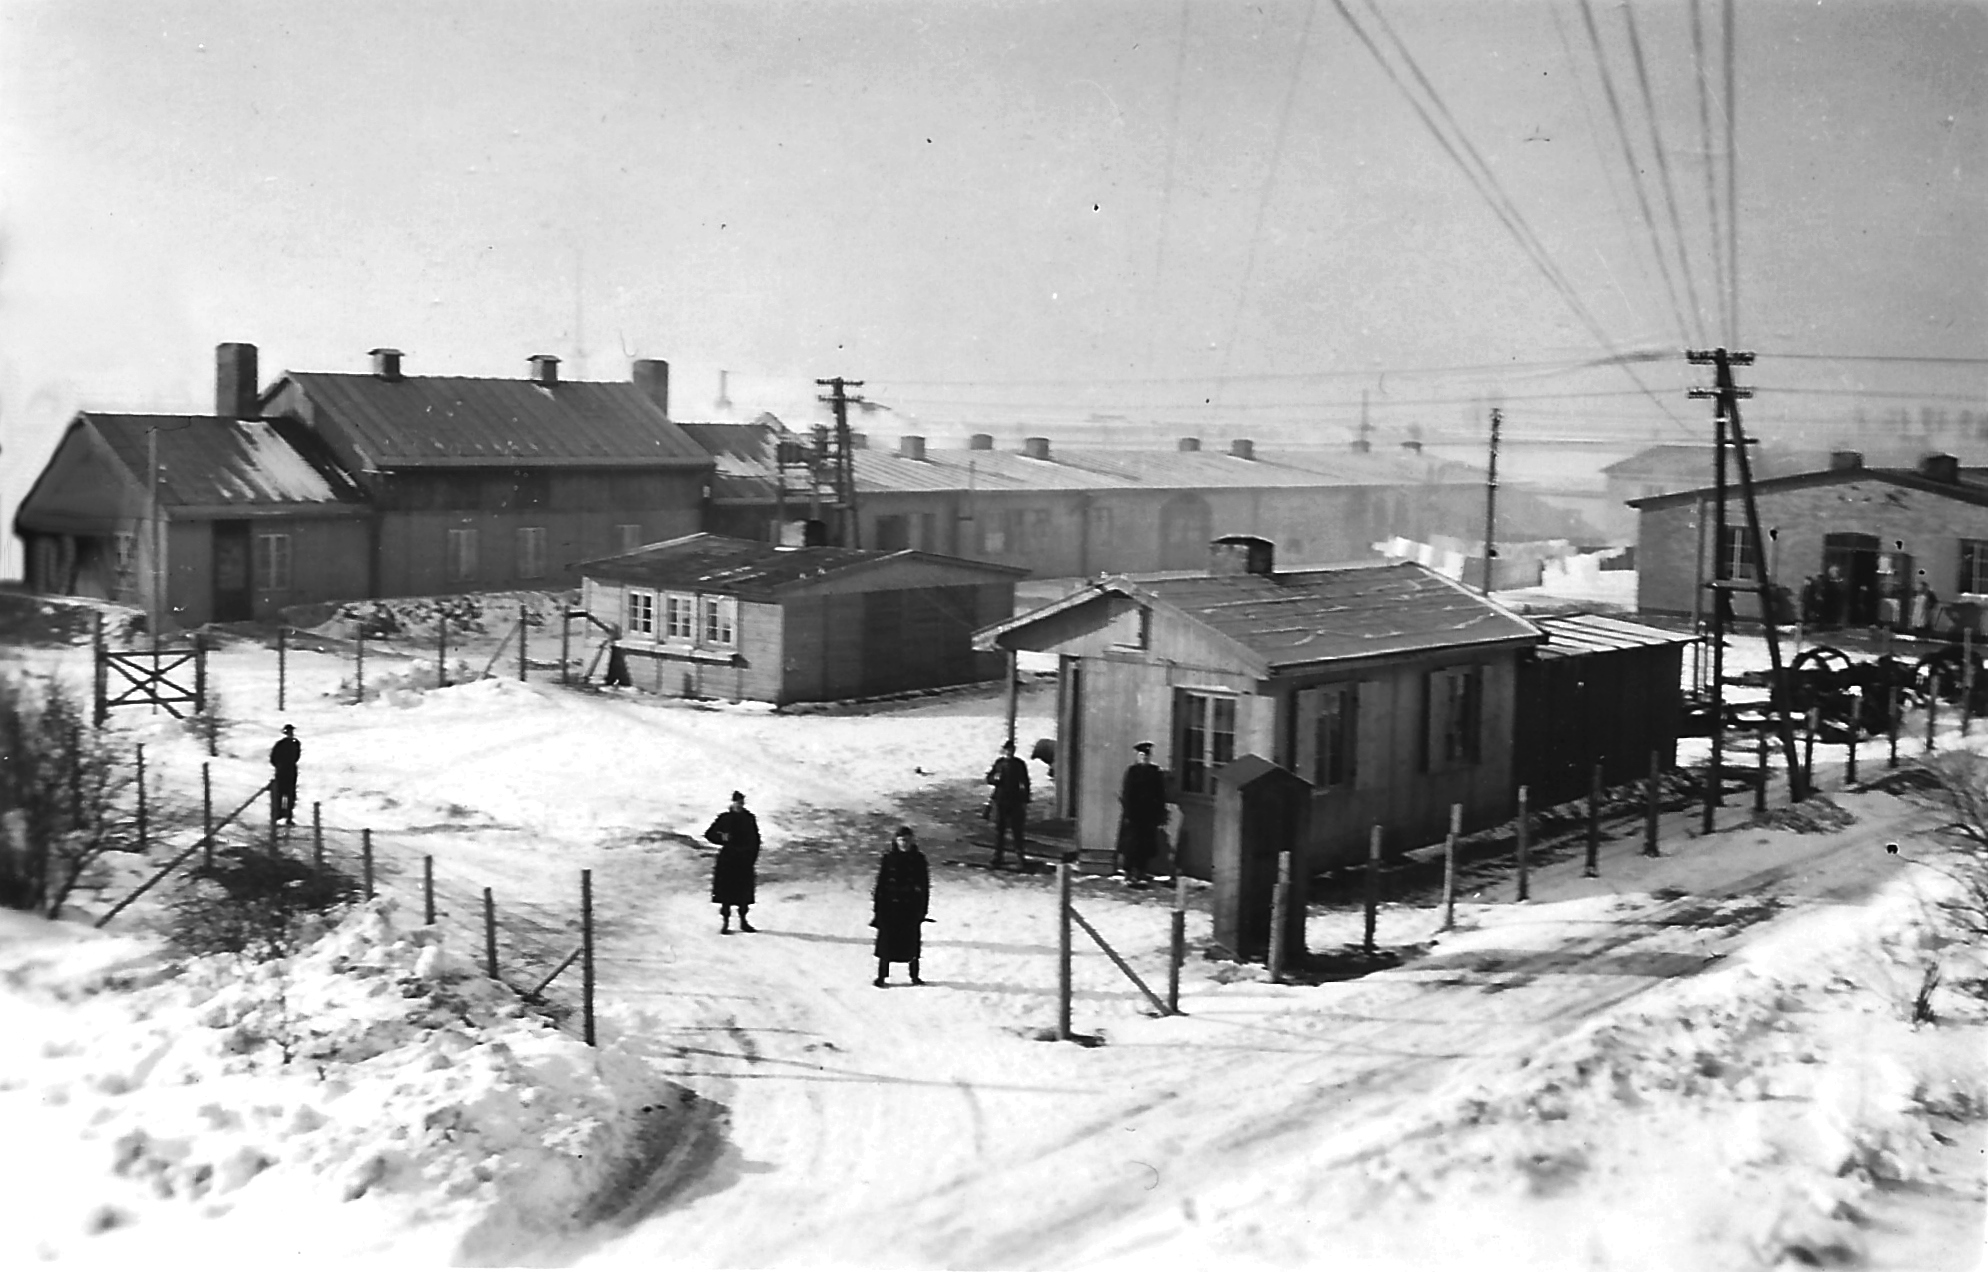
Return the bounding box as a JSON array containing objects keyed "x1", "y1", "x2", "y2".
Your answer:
[{"x1": 86, "y1": 414, "x2": 360, "y2": 509}]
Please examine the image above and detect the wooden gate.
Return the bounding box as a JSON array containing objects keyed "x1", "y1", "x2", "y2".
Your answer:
[{"x1": 93, "y1": 620, "x2": 206, "y2": 725}]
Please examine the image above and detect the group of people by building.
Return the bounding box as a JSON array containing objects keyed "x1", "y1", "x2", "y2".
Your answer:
[{"x1": 1801, "y1": 568, "x2": 1942, "y2": 634}]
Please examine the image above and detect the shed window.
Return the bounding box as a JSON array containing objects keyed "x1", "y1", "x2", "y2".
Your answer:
[
  {"x1": 1961, "y1": 540, "x2": 1988, "y2": 594},
  {"x1": 700, "y1": 594, "x2": 737, "y2": 647},
  {"x1": 1295, "y1": 683, "x2": 1358, "y2": 789},
  {"x1": 446, "y1": 529, "x2": 479, "y2": 583},
  {"x1": 1425, "y1": 666, "x2": 1482, "y2": 771},
  {"x1": 254, "y1": 533, "x2": 293, "y2": 591},
  {"x1": 516, "y1": 526, "x2": 547, "y2": 580},
  {"x1": 625, "y1": 589, "x2": 657, "y2": 638},
  {"x1": 1176, "y1": 690, "x2": 1237, "y2": 796},
  {"x1": 664, "y1": 593, "x2": 696, "y2": 641},
  {"x1": 1719, "y1": 526, "x2": 1758, "y2": 580}
]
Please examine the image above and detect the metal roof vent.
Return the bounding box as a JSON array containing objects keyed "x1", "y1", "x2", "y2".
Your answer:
[
  {"x1": 1178, "y1": 437, "x2": 1201, "y2": 452},
  {"x1": 1022, "y1": 437, "x2": 1051, "y2": 460},
  {"x1": 528, "y1": 354, "x2": 561, "y2": 386},
  {"x1": 1920, "y1": 452, "x2": 1961, "y2": 484},
  {"x1": 1209, "y1": 534, "x2": 1275, "y2": 578},
  {"x1": 1230, "y1": 438, "x2": 1255, "y2": 460},
  {"x1": 1829, "y1": 450, "x2": 1863, "y2": 471},
  {"x1": 369, "y1": 348, "x2": 404, "y2": 381},
  {"x1": 968, "y1": 433, "x2": 995, "y2": 450},
  {"x1": 899, "y1": 435, "x2": 926, "y2": 460}
]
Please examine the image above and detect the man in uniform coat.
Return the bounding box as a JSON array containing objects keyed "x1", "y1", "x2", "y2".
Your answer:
[
  {"x1": 269, "y1": 725, "x2": 301, "y2": 825},
  {"x1": 871, "y1": 826, "x2": 930, "y2": 986},
  {"x1": 1117, "y1": 740, "x2": 1171, "y2": 886},
  {"x1": 705, "y1": 790, "x2": 761, "y2": 933},
  {"x1": 983, "y1": 739, "x2": 1032, "y2": 869}
]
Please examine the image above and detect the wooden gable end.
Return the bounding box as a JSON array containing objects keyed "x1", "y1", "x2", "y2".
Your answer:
[
  {"x1": 1001, "y1": 591, "x2": 1262, "y2": 676},
  {"x1": 778, "y1": 554, "x2": 1021, "y2": 597},
  {"x1": 16, "y1": 425, "x2": 146, "y2": 533}
]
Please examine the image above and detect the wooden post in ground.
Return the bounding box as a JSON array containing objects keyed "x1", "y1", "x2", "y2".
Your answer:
[
  {"x1": 1755, "y1": 730, "x2": 1769, "y2": 815},
  {"x1": 356, "y1": 630, "x2": 366, "y2": 704},
  {"x1": 92, "y1": 614, "x2": 107, "y2": 727},
  {"x1": 1927, "y1": 691, "x2": 1939, "y2": 755},
  {"x1": 1269, "y1": 851, "x2": 1291, "y2": 981},
  {"x1": 1056, "y1": 855, "x2": 1073, "y2": 1041},
  {"x1": 518, "y1": 613, "x2": 528, "y2": 682},
  {"x1": 1965, "y1": 628, "x2": 1976, "y2": 737},
  {"x1": 582, "y1": 868, "x2": 596, "y2": 1046},
  {"x1": 361, "y1": 828, "x2": 375, "y2": 899},
  {"x1": 1644, "y1": 751, "x2": 1660, "y2": 856},
  {"x1": 136, "y1": 744, "x2": 148, "y2": 854},
  {"x1": 560, "y1": 610, "x2": 573, "y2": 687},
  {"x1": 268, "y1": 783, "x2": 279, "y2": 852},
  {"x1": 438, "y1": 615, "x2": 448, "y2": 688},
  {"x1": 1846, "y1": 692, "x2": 1861, "y2": 786},
  {"x1": 278, "y1": 625, "x2": 287, "y2": 712},
  {"x1": 194, "y1": 636, "x2": 208, "y2": 723},
  {"x1": 1167, "y1": 872, "x2": 1186, "y2": 1015},
  {"x1": 1805, "y1": 708, "x2": 1820, "y2": 795},
  {"x1": 1515, "y1": 789, "x2": 1531, "y2": 902},
  {"x1": 202, "y1": 763, "x2": 213, "y2": 868},
  {"x1": 1441, "y1": 804, "x2": 1461, "y2": 929},
  {"x1": 1888, "y1": 684, "x2": 1901, "y2": 769},
  {"x1": 423, "y1": 857, "x2": 436, "y2": 925},
  {"x1": 483, "y1": 886, "x2": 498, "y2": 980},
  {"x1": 312, "y1": 803, "x2": 323, "y2": 877},
  {"x1": 1585, "y1": 765, "x2": 1601, "y2": 877},
  {"x1": 1003, "y1": 649, "x2": 1019, "y2": 751},
  {"x1": 1364, "y1": 824, "x2": 1383, "y2": 953}
]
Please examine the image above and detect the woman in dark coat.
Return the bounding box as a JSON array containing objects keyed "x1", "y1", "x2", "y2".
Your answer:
[
  {"x1": 871, "y1": 826, "x2": 930, "y2": 986},
  {"x1": 705, "y1": 790, "x2": 761, "y2": 934}
]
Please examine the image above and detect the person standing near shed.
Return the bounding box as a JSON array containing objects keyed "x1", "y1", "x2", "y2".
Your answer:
[
  {"x1": 1117, "y1": 740, "x2": 1171, "y2": 887},
  {"x1": 984, "y1": 739, "x2": 1032, "y2": 869},
  {"x1": 705, "y1": 791, "x2": 761, "y2": 934},
  {"x1": 871, "y1": 826, "x2": 930, "y2": 986},
  {"x1": 269, "y1": 725, "x2": 301, "y2": 826}
]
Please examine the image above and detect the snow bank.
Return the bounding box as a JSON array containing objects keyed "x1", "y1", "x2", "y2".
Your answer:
[{"x1": 0, "y1": 900, "x2": 675, "y2": 1264}]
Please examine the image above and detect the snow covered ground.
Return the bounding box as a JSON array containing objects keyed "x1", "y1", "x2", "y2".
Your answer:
[{"x1": 1, "y1": 600, "x2": 1985, "y2": 1270}]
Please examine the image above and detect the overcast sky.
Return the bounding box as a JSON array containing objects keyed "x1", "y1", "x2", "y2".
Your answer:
[{"x1": 1, "y1": 0, "x2": 1982, "y2": 569}]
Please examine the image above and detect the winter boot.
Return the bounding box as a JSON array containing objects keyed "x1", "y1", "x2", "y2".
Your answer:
[{"x1": 738, "y1": 907, "x2": 757, "y2": 933}]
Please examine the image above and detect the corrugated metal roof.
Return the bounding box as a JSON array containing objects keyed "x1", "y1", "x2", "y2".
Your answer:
[
  {"x1": 576, "y1": 532, "x2": 1022, "y2": 598},
  {"x1": 1533, "y1": 613, "x2": 1694, "y2": 659},
  {"x1": 1629, "y1": 465, "x2": 1988, "y2": 511},
  {"x1": 285, "y1": 372, "x2": 715, "y2": 470},
  {"x1": 88, "y1": 414, "x2": 359, "y2": 509},
  {"x1": 1142, "y1": 561, "x2": 1541, "y2": 668},
  {"x1": 846, "y1": 443, "x2": 1477, "y2": 496}
]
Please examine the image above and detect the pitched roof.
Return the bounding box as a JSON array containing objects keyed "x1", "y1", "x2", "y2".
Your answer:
[
  {"x1": 281, "y1": 372, "x2": 715, "y2": 470},
  {"x1": 981, "y1": 561, "x2": 1540, "y2": 671},
  {"x1": 1628, "y1": 465, "x2": 1988, "y2": 512},
  {"x1": 1531, "y1": 613, "x2": 1693, "y2": 659},
  {"x1": 575, "y1": 532, "x2": 1026, "y2": 599},
  {"x1": 86, "y1": 414, "x2": 362, "y2": 510}
]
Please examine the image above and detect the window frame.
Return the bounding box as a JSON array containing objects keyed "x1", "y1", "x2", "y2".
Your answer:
[
  {"x1": 625, "y1": 588, "x2": 658, "y2": 638},
  {"x1": 1294, "y1": 682, "x2": 1358, "y2": 790},
  {"x1": 1961, "y1": 539, "x2": 1988, "y2": 595},
  {"x1": 254, "y1": 532, "x2": 293, "y2": 591},
  {"x1": 1718, "y1": 525, "x2": 1758, "y2": 581},
  {"x1": 445, "y1": 527, "x2": 479, "y2": 584},
  {"x1": 1425, "y1": 665, "x2": 1483, "y2": 772},
  {"x1": 663, "y1": 591, "x2": 697, "y2": 642},
  {"x1": 1176, "y1": 688, "x2": 1238, "y2": 797},
  {"x1": 699, "y1": 593, "x2": 738, "y2": 647},
  {"x1": 515, "y1": 525, "x2": 548, "y2": 580}
]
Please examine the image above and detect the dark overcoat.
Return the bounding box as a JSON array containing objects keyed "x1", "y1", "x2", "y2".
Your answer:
[
  {"x1": 705, "y1": 809, "x2": 761, "y2": 906},
  {"x1": 871, "y1": 847, "x2": 930, "y2": 962}
]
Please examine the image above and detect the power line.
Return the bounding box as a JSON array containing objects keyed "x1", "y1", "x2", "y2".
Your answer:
[
  {"x1": 866, "y1": 354, "x2": 1634, "y2": 390},
  {"x1": 1622, "y1": 0, "x2": 1709, "y2": 344},
  {"x1": 1144, "y1": 0, "x2": 1193, "y2": 377},
  {"x1": 1689, "y1": 0, "x2": 1733, "y2": 345},
  {"x1": 882, "y1": 386, "x2": 1676, "y2": 412},
  {"x1": 1755, "y1": 351, "x2": 1988, "y2": 367},
  {"x1": 1724, "y1": 0, "x2": 1740, "y2": 343}
]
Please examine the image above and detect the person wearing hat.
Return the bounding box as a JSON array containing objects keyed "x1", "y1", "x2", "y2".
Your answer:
[
  {"x1": 268, "y1": 724, "x2": 301, "y2": 826},
  {"x1": 870, "y1": 825, "x2": 930, "y2": 986},
  {"x1": 983, "y1": 738, "x2": 1032, "y2": 870},
  {"x1": 704, "y1": 790, "x2": 762, "y2": 934},
  {"x1": 1116, "y1": 740, "x2": 1171, "y2": 886}
]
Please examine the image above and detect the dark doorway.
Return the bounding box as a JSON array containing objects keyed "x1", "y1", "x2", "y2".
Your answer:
[
  {"x1": 212, "y1": 521, "x2": 252, "y2": 622},
  {"x1": 1822, "y1": 533, "x2": 1881, "y2": 627}
]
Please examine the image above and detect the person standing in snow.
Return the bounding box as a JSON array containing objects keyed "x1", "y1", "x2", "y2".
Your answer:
[
  {"x1": 705, "y1": 791, "x2": 761, "y2": 934},
  {"x1": 269, "y1": 724, "x2": 301, "y2": 826},
  {"x1": 871, "y1": 826, "x2": 930, "y2": 986},
  {"x1": 1116, "y1": 740, "x2": 1171, "y2": 886},
  {"x1": 983, "y1": 738, "x2": 1032, "y2": 869}
]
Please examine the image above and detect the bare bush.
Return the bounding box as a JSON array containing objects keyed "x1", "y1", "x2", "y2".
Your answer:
[
  {"x1": 163, "y1": 851, "x2": 362, "y2": 961},
  {"x1": 1906, "y1": 753, "x2": 1988, "y2": 939}
]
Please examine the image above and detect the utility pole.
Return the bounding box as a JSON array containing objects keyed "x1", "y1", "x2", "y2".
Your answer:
[
  {"x1": 815, "y1": 376, "x2": 866, "y2": 547},
  {"x1": 1480, "y1": 406, "x2": 1502, "y2": 595},
  {"x1": 1357, "y1": 389, "x2": 1373, "y2": 452}
]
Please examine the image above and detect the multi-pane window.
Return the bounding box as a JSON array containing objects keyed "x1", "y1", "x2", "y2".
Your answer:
[
  {"x1": 516, "y1": 526, "x2": 547, "y2": 580},
  {"x1": 1426, "y1": 666, "x2": 1482, "y2": 770},
  {"x1": 625, "y1": 589, "x2": 657, "y2": 637},
  {"x1": 1961, "y1": 540, "x2": 1988, "y2": 594},
  {"x1": 616, "y1": 524, "x2": 643, "y2": 554},
  {"x1": 981, "y1": 518, "x2": 1007, "y2": 554},
  {"x1": 446, "y1": 528, "x2": 479, "y2": 583},
  {"x1": 1719, "y1": 526, "x2": 1758, "y2": 580},
  {"x1": 113, "y1": 533, "x2": 137, "y2": 594},
  {"x1": 1176, "y1": 690, "x2": 1237, "y2": 796},
  {"x1": 664, "y1": 593, "x2": 696, "y2": 641},
  {"x1": 701, "y1": 595, "x2": 737, "y2": 646},
  {"x1": 254, "y1": 533, "x2": 293, "y2": 590},
  {"x1": 1296, "y1": 684, "x2": 1358, "y2": 789}
]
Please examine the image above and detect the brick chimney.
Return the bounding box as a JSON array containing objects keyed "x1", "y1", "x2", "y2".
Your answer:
[
  {"x1": 528, "y1": 354, "x2": 561, "y2": 386},
  {"x1": 369, "y1": 347, "x2": 404, "y2": 381},
  {"x1": 1209, "y1": 534, "x2": 1275, "y2": 578},
  {"x1": 1178, "y1": 437, "x2": 1201, "y2": 452},
  {"x1": 1230, "y1": 438, "x2": 1255, "y2": 460},
  {"x1": 899, "y1": 435, "x2": 927, "y2": 460},
  {"x1": 1022, "y1": 437, "x2": 1052, "y2": 460},
  {"x1": 631, "y1": 359, "x2": 670, "y2": 417},
  {"x1": 968, "y1": 433, "x2": 995, "y2": 450},
  {"x1": 215, "y1": 342, "x2": 259, "y2": 418}
]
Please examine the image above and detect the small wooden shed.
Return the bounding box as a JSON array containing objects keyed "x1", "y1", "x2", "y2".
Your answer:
[
  {"x1": 577, "y1": 533, "x2": 1027, "y2": 704},
  {"x1": 1512, "y1": 612, "x2": 1693, "y2": 809}
]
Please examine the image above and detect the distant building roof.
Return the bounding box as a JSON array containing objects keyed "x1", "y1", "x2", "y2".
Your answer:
[
  {"x1": 279, "y1": 371, "x2": 715, "y2": 470},
  {"x1": 1603, "y1": 443, "x2": 1834, "y2": 484},
  {"x1": 1628, "y1": 464, "x2": 1988, "y2": 512},
  {"x1": 85, "y1": 414, "x2": 362, "y2": 510},
  {"x1": 980, "y1": 560, "x2": 1540, "y2": 672},
  {"x1": 1531, "y1": 613, "x2": 1693, "y2": 659},
  {"x1": 576, "y1": 532, "x2": 1027, "y2": 600}
]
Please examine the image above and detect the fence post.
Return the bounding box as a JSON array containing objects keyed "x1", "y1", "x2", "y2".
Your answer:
[
  {"x1": 1269, "y1": 851, "x2": 1291, "y2": 981},
  {"x1": 1056, "y1": 854, "x2": 1072, "y2": 1042},
  {"x1": 484, "y1": 886, "x2": 498, "y2": 980},
  {"x1": 1964, "y1": 628, "x2": 1976, "y2": 737},
  {"x1": 1515, "y1": 789, "x2": 1530, "y2": 902},
  {"x1": 582, "y1": 869, "x2": 596, "y2": 1047},
  {"x1": 93, "y1": 613, "x2": 108, "y2": 727},
  {"x1": 1441, "y1": 804, "x2": 1461, "y2": 929},
  {"x1": 1584, "y1": 764, "x2": 1601, "y2": 877},
  {"x1": 1846, "y1": 692, "x2": 1861, "y2": 786},
  {"x1": 1888, "y1": 684, "x2": 1900, "y2": 769},
  {"x1": 1804, "y1": 708, "x2": 1820, "y2": 796},
  {"x1": 1364, "y1": 823, "x2": 1383, "y2": 952},
  {"x1": 1644, "y1": 750, "x2": 1660, "y2": 857},
  {"x1": 312, "y1": 802, "x2": 323, "y2": 877},
  {"x1": 278, "y1": 626, "x2": 287, "y2": 712},
  {"x1": 202, "y1": 763, "x2": 213, "y2": 868},
  {"x1": 561, "y1": 609, "x2": 573, "y2": 687},
  {"x1": 362, "y1": 829, "x2": 375, "y2": 899},
  {"x1": 424, "y1": 856, "x2": 436, "y2": 925},
  {"x1": 1754, "y1": 729, "x2": 1769, "y2": 814},
  {"x1": 519, "y1": 612, "x2": 530, "y2": 682},
  {"x1": 268, "y1": 782, "x2": 279, "y2": 852},
  {"x1": 1927, "y1": 691, "x2": 1939, "y2": 755},
  {"x1": 1167, "y1": 871, "x2": 1186, "y2": 1015},
  {"x1": 356, "y1": 629, "x2": 366, "y2": 704},
  {"x1": 438, "y1": 614, "x2": 448, "y2": 688},
  {"x1": 194, "y1": 635, "x2": 208, "y2": 721},
  {"x1": 136, "y1": 744, "x2": 148, "y2": 855}
]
